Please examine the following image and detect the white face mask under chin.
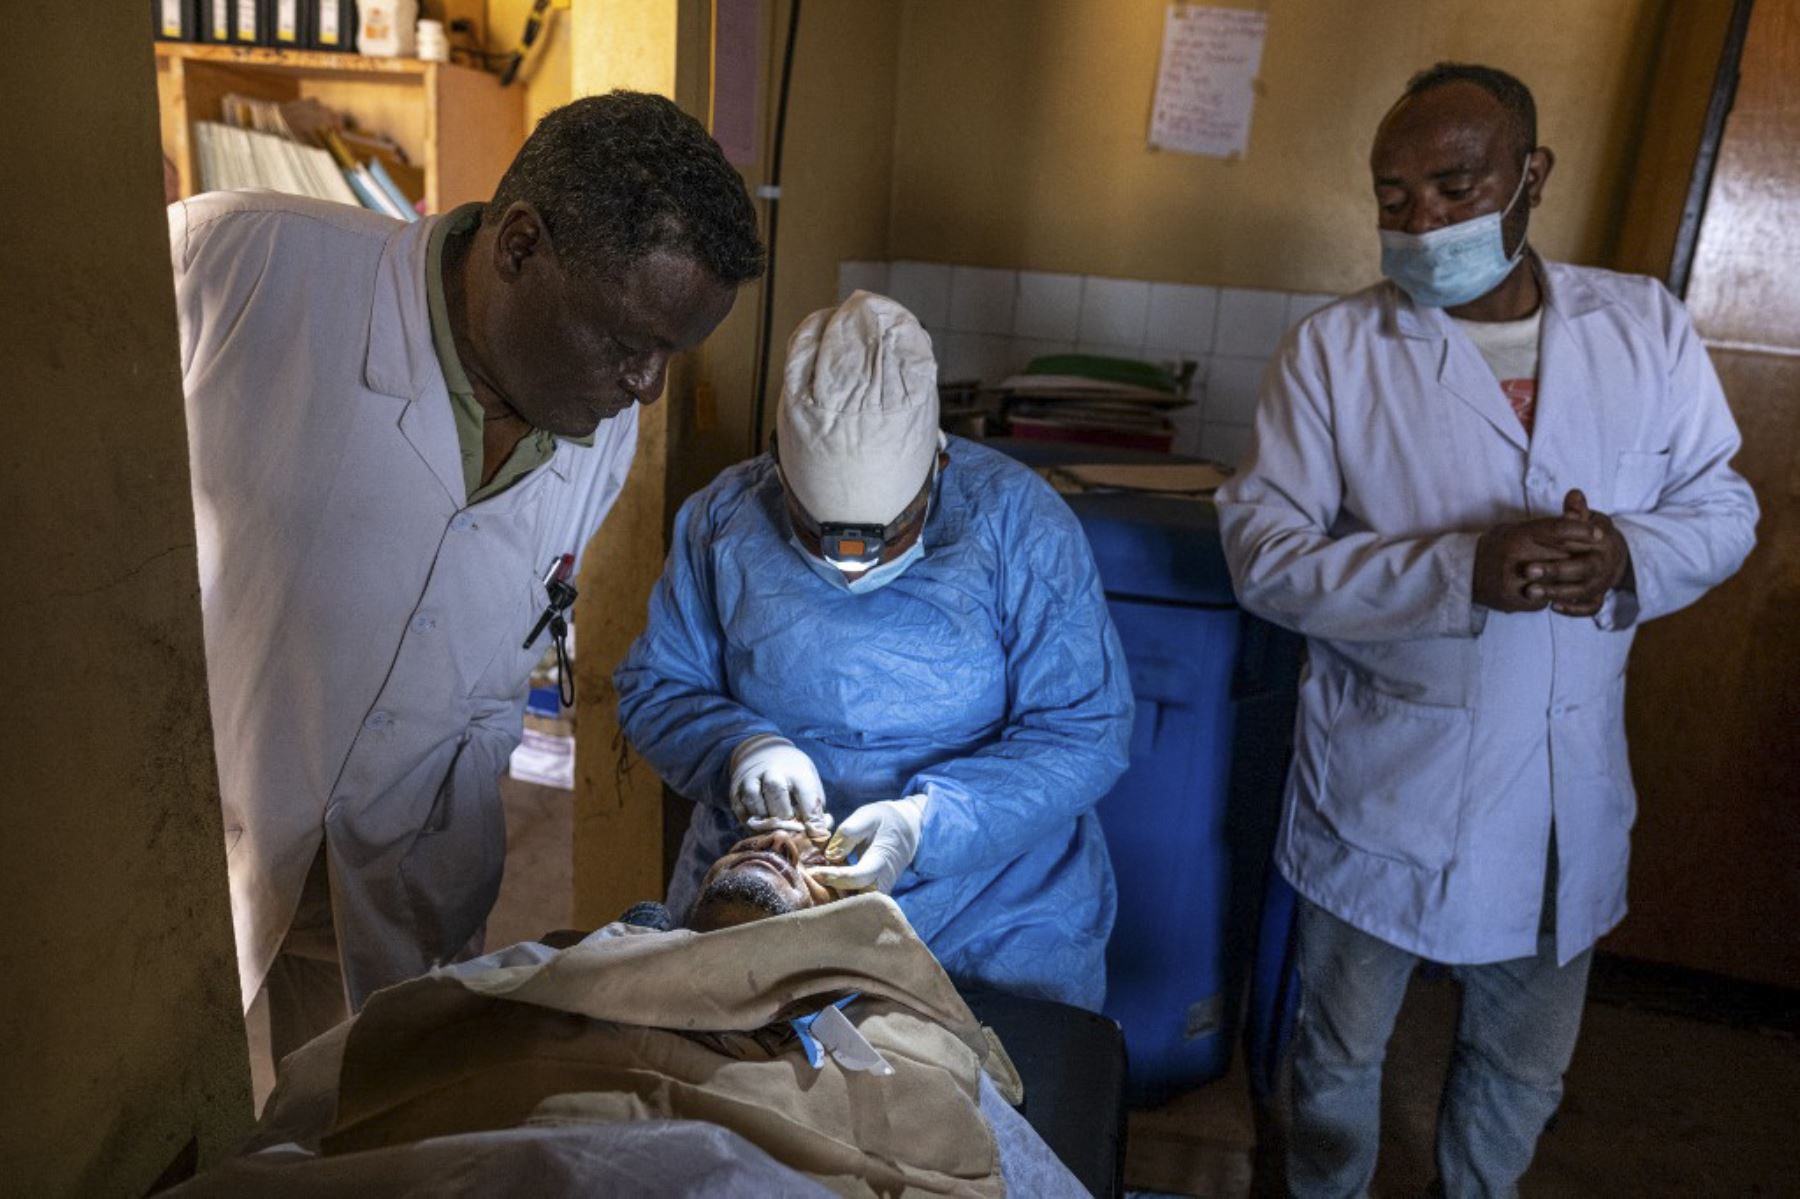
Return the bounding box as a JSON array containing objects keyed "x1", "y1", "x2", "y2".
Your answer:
[{"x1": 1378, "y1": 156, "x2": 1532, "y2": 308}]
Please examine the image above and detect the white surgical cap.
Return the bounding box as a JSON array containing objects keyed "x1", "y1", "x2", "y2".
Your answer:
[{"x1": 776, "y1": 291, "x2": 940, "y2": 526}]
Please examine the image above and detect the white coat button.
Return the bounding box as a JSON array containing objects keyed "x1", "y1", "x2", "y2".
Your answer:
[
  {"x1": 365, "y1": 710, "x2": 393, "y2": 730},
  {"x1": 412, "y1": 614, "x2": 437, "y2": 633},
  {"x1": 1527, "y1": 468, "x2": 1550, "y2": 490},
  {"x1": 450, "y1": 513, "x2": 474, "y2": 532},
  {"x1": 1550, "y1": 705, "x2": 1568, "y2": 718}
]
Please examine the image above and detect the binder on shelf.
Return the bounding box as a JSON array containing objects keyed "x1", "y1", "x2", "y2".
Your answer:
[
  {"x1": 202, "y1": 0, "x2": 233, "y2": 42},
  {"x1": 270, "y1": 0, "x2": 310, "y2": 49},
  {"x1": 320, "y1": 129, "x2": 410, "y2": 220},
  {"x1": 366, "y1": 159, "x2": 421, "y2": 222},
  {"x1": 231, "y1": 0, "x2": 268, "y2": 44},
  {"x1": 342, "y1": 166, "x2": 395, "y2": 216},
  {"x1": 154, "y1": 0, "x2": 202, "y2": 41},
  {"x1": 311, "y1": 0, "x2": 357, "y2": 51},
  {"x1": 336, "y1": 166, "x2": 375, "y2": 209}
]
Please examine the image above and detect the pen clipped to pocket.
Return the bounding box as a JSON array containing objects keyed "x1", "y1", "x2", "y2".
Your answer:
[{"x1": 524, "y1": 554, "x2": 578, "y2": 705}]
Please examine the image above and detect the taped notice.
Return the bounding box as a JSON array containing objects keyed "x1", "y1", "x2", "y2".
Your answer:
[{"x1": 1149, "y1": 5, "x2": 1269, "y2": 159}]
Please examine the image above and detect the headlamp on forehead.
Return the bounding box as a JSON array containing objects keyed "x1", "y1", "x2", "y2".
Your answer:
[{"x1": 773, "y1": 435, "x2": 934, "y2": 573}]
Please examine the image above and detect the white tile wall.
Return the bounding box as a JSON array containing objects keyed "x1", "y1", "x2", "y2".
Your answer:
[
  {"x1": 1199, "y1": 422, "x2": 1254, "y2": 467},
  {"x1": 837, "y1": 257, "x2": 1336, "y2": 468},
  {"x1": 939, "y1": 331, "x2": 1014, "y2": 386},
  {"x1": 886, "y1": 261, "x2": 952, "y2": 328},
  {"x1": 948, "y1": 266, "x2": 1017, "y2": 335},
  {"x1": 1285, "y1": 291, "x2": 1336, "y2": 328},
  {"x1": 1013, "y1": 272, "x2": 1083, "y2": 340},
  {"x1": 1009, "y1": 337, "x2": 1075, "y2": 374},
  {"x1": 836, "y1": 260, "x2": 891, "y2": 303},
  {"x1": 921, "y1": 325, "x2": 947, "y2": 362},
  {"x1": 1205, "y1": 355, "x2": 1268, "y2": 425},
  {"x1": 1077, "y1": 277, "x2": 1151, "y2": 346},
  {"x1": 1215, "y1": 287, "x2": 1291, "y2": 357},
  {"x1": 1145, "y1": 283, "x2": 1218, "y2": 354}
]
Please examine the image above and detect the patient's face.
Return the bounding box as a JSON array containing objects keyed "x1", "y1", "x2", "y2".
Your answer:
[{"x1": 687, "y1": 830, "x2": 836, "y2": 932}]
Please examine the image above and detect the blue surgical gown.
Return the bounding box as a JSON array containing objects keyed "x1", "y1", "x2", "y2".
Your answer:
[{"x1": 615, "y1": 437, "x2": 1133, "y2": 1010}]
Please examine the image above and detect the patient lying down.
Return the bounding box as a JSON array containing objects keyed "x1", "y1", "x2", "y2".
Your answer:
[
  {"x1": 166, "y1": 833, "x2": 1085, "y2": 1198},
  {"x1": 567, "y1": 829, "x2": 838, "y2": 937},
  {"x1": 688, "y1": 828, "x2": 837, "y2": 929}
]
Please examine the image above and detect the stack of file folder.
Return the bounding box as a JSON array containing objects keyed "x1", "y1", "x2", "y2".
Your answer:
[
  {"x1": 190, "y1": 93, "x2": 423, "y2": 221},
  {"x1": 996, "y1": 355, "x2": 1194, "y2": 452}
]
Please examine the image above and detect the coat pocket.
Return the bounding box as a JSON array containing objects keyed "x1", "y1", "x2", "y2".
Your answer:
[
  {"x1": 1554, "y1": 676, "x2": 1636, "y2": 831},
  {"x1": 398, "y1": 733, "x2": 507, "y2": 965},
  {"x1": 1318, "y1": 680, "x2": 1473, "y2": 871},
  {"x1": 1613, "y1": 448, "x2": 1671, "y2": 513},
  {"x1": 469, "y1": 580, "x2": 546, "y2": 701}
]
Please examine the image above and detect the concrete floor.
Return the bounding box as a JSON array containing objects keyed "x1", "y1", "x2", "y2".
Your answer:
[
  {"x1": 1125, "y1": 967, "x2": 1800, "y2": 1196},
  {"x1": 486, "y1": 775, "x2": 576, "y2": 951}
]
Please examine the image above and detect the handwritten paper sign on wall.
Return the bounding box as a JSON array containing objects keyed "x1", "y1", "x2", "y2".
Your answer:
[{"x1": 1149, "y1": 5, "x2": 1269, "y2": 159}]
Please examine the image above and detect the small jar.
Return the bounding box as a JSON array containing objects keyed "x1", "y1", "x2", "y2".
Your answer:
[{"x1": 415, "y1": 18, "x2": 449, "y2": 63}]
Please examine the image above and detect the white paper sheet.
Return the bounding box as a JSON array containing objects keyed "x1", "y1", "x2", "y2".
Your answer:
[
  {"x1": 1148, "y1": 4, "x2": 1269, "y2": 159},
  {"x1": 509, "y1": 727, "x2": 575, "y2": 791}
]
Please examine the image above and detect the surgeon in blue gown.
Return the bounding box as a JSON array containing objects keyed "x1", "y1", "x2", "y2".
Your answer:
[{"x1": 615, "y1": 291, "x2": 1133, "y2": 1010}]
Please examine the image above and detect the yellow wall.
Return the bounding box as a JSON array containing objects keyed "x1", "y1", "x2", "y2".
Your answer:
[
  {"x1": 566, "y1": 0, "x2": 697, "y2": 924},
  {"x1": 489, "y1": 0, "x2": 576, "y2": 126},
  {"x1": 888, "y1": 0, "x2": 1669, "y2": 294},
  {"x1": 674, "y1": 0, "x2": 905, "y2": 496},
  {"x1": 0, "y1": 1, "x2": 252, "y2": 1192}
]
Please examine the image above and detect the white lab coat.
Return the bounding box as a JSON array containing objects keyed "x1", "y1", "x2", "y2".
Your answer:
[
  {"x1": 170, "y1": 193, "x2": 638, "y2": 1009},
  {"x1": 1217, "y1": 260, "x2": 1757, "y2": 966}
]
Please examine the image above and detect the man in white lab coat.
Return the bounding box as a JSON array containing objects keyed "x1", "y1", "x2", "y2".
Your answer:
[
  {"x1": 1216, "y1": 64, "x2": 1757, "y2": 1196},
  {"x1": 170, "y1": 92, "x2": 762, "y2": 1068}
]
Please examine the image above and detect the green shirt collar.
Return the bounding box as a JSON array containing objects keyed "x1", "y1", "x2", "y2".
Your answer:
[{"x1": 425, "y1": 203, "x2": 591, "y2": 505}]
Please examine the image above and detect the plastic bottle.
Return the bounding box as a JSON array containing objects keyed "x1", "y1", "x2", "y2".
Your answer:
[{"x1": 359, "y1": 0, "x2": 417, "y2": 57}]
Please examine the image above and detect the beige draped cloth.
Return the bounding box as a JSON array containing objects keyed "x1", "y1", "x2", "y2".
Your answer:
[{"x1": 266, "y1": 894, "x2": 1019, "y2": 1197}]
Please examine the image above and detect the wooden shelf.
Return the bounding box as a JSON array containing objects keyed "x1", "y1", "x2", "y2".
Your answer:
[
  {"x1": 153, "y1": 41, "x2": 524, "y2": 214},
  {"x1": 154, "y1": 41, "x2": 436, "y2": 77}
]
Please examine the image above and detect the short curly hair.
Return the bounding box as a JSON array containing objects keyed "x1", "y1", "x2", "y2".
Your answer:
[
  {"x1": 1403, "y1": 63, "x2": 1537, "y2": 160},
  {"x1": 486, "y1": 91, "x2": 764, "y2": 285}
]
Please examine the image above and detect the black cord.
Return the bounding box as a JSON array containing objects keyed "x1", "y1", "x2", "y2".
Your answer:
[
  {"x1": 499, "y1": 0, "x2": 554, "y2": 87},
  {"x1": 748, "y1": 0, "x2": 802, "y2": 457},
  {"x1": 553, "y1": 616, "x2": 575, "y2": 708}
]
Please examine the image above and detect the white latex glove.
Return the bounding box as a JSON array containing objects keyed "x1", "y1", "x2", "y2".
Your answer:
[
  {"x1": 811, "y1": 795, "x2": 927, "y2": 894},
  {"x1": 728, "y1": 734, "x2": 828, "y2": 831}
]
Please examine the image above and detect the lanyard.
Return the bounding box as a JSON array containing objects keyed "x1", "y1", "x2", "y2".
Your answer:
[{"x1": 523, "y1": 554, "x2": 578, "y2": 707}]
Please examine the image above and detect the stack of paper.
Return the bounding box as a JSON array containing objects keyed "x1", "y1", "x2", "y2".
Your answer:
[
  {"x1": 193, "y1": 121, "x2": 364, "y2": 207},
  {"x1": 1041, "y1": 461, "x2": 1233, "y2": 499},
  {"x1": 189, "y1": 93, "x2": 421, "y2": 221},
  {"x1": 996, "y1": 355, "x2": 1194, "y2": 451}
]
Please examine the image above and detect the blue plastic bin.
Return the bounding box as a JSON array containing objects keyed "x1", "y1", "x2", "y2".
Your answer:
[
  {"x1": 991, "y1": 441, "x2": 1301, "y2": 1107},
  {"x1": 1070, "y1": 493, "x2": 1243, "y2": 1106}
]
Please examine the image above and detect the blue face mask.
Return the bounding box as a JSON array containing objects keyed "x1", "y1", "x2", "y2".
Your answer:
[
  {"x1": 791, "y1": 535, "x2": 925, "y2": 594},
  {"x1": 788, "y1": 457, "x2": 936, "y2": 595},
  {"x1": 1379, "y1": 158, "x2": 1531, "y2": 308}
]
